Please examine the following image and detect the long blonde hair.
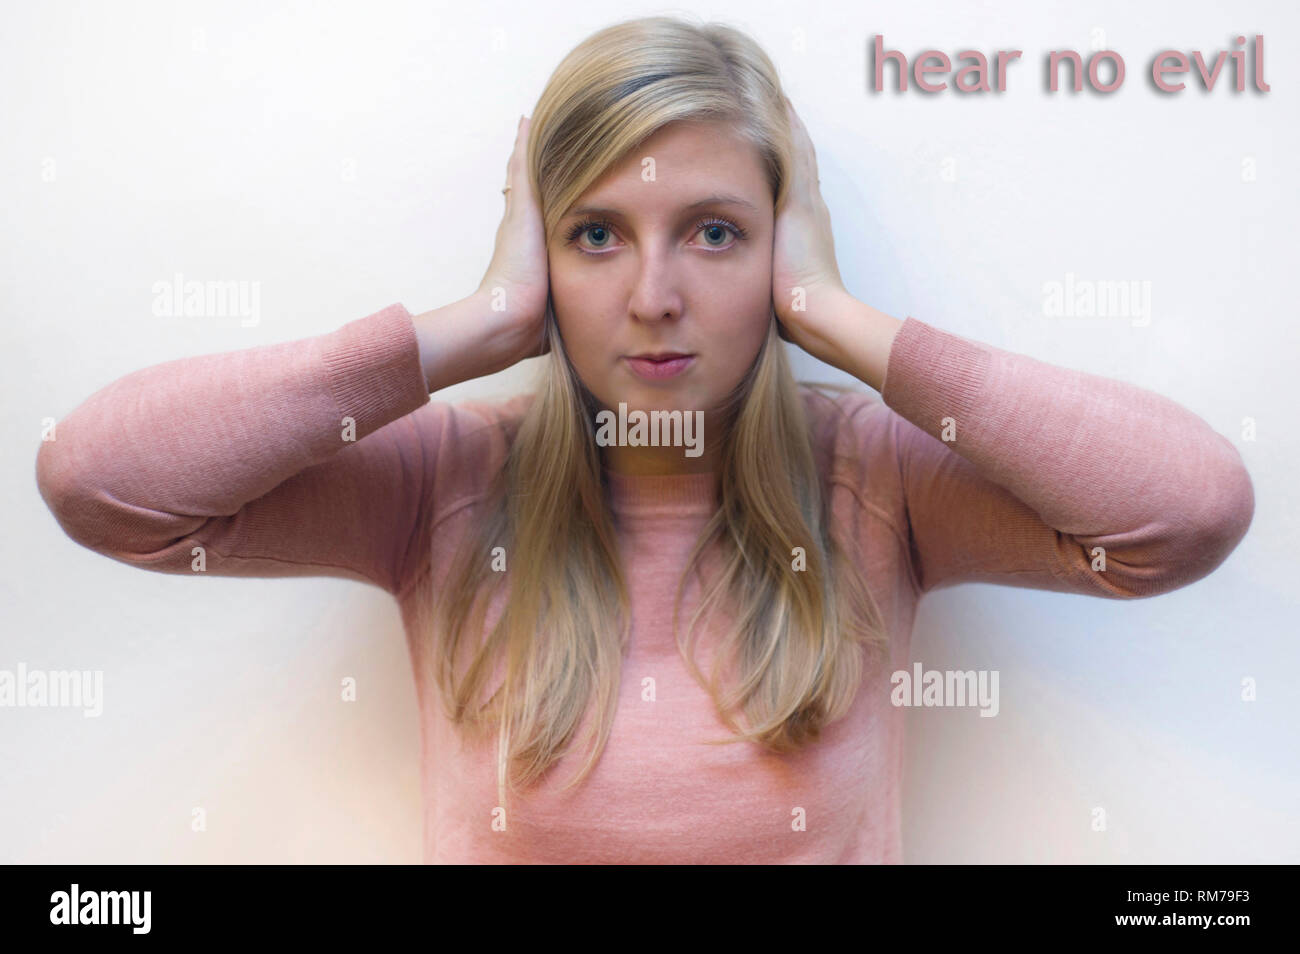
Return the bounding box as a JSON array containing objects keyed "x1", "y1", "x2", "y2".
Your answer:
[{"x1": 430, "y1": 14, "x2": 888, "y2": 813}]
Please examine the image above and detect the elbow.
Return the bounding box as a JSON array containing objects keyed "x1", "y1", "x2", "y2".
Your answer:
[
  {"x1": 36, "y1": 436, "x2": 127, "y2": 551},
  {"x1": 1196, "y1": 453, "x2": 1255, "y2": 569},
  {"x1": 1108, "y1": 452, "x2": 1255, "y2": 599},
  {"x1": 35, "y1": 436, "x2": 86, "y2": 541},
  {"x1": 37, "y1": 435, "x2": 207, "y2": 560},
  {"x1": 1167, "y1": 451, "x2": 1256, "y2": 587}
]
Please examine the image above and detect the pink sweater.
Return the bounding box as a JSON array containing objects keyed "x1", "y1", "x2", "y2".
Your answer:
[{"x1": 35, "y1": 303, "x2": 1255, "y2": 863}]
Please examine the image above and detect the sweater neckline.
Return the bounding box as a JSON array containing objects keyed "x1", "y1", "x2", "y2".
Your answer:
[{"x1": 604, "y1": 466, "x2": 720, "y2": 514}]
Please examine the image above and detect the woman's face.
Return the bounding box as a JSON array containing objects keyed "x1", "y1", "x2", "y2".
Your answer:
[{"x1": 547, "y1": 119, "x2": 774, "y2": 464}]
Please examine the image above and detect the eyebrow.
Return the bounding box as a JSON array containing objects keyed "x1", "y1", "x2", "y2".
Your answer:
[{"x1": 563, "y1": 192, "x2": 759, "y2": 220}]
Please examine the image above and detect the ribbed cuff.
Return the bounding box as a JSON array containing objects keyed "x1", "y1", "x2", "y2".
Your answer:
[
  {"x1": 879, "y1": 317, "x2": 992, "y2": 441},
  {"x1": 317, "y1": 302, "x2": 431, "y2": 440}
]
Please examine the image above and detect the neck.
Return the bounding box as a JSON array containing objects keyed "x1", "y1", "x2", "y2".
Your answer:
[
  {"x1": 601, "y1": 443, "x2": 718, "y2": 476},
  {"x1": 598, "y1": 401, "x2": 734, "y2": 476}
]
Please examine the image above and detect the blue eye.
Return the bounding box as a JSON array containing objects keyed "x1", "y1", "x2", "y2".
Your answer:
[
  {"x1": 562, "y1": 215, "x2": 748, "y2": 255},
  {"x1": 699, "y1": 223, "x2": 731, "y2": 246},
  {"x1": 581, "y1": 223, "x2": 614, "y2": 248}
]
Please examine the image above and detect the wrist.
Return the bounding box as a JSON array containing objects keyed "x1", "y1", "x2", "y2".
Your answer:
[
  {"x1": 817, "y1": 291, "x2": 905, "y2": 393},
  {"x1": 412, "y1": 293, "x2": 513, "y2": 393}
]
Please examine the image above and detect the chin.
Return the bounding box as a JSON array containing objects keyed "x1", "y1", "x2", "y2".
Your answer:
[{"x1": 622, "y1": 386, "x2": 704, "y2": 407}]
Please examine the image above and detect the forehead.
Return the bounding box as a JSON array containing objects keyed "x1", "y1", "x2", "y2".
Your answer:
[{"x1": 563, "y1": 120, "x2": 769, "y2": 219}]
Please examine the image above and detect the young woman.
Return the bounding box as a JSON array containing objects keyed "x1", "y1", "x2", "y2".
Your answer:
[{"x1": 36, "y1": 16, "x2": 1254, "y2": 864}]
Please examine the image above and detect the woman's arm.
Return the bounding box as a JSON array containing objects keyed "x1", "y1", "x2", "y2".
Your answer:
[
  {"x1": 35, "y1": 294, "x2": 510, "y2": 596},
  {"x1": 770, "y1": 100, "x2": 1252, "y2": 596},
  {"x1": 36, "y1": 115, "x2": 550, "y2": 597},
  {"x1": 832, "y1": 301, "x2": 1255, "y2": 597}
]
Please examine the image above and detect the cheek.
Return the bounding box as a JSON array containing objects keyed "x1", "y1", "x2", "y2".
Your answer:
[
  {"x1": 551, "y1": 260, "x2": 605, "y2": 311},
  {"x1": 717, "y1": 312, "x2": 770, "y2": 376},
  {"x1": 550, "y1": 268, "x2": 590, "y2": 337},
  {"x1": 712, "y1": 274, "x2": 771, "y2": 347},
  {"x1": 549, "y1": 277, "x2": 611, "y2": 382}
]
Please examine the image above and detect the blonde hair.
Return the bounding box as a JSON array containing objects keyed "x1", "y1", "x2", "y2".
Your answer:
[{"x1": 430, "y1": 14, "x2": 888, "y2": 813}]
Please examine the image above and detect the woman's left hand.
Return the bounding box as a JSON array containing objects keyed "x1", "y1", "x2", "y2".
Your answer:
[
  {"x1": 771, "y1": 96, "x2": 851, "y2": 361},
  {"x1": 770, "y1": 96, "x2": 904, "y2": 392}
]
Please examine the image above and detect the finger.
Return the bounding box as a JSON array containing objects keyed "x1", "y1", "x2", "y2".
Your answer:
[
  {"x1": 513, "y1": 115, "x2": 525, "y2": 158},
  {"x1": 505, "y1": 116, "x2": 518, "y2": 177},
  {"x1": 502, "y1": 117, "x2": 525, "y2": 215},
  {"x1": 784, "y1": 99, "x2": 816, "y2": 162},
  {"x1": 782, "y1": 100, "x2": 811, "y2": 173},
  {"x1": 512, "y1": 116, "x2": 530, "y2": 169},
  {"x1": 793, "y1": 119, "x2": 816, "y2": 174},
  {"x1": 505, "y1": 115, "x2": 526, "y2": 175},
  {"x1": 795, "y1": 130, "x2": 816, "y2": 191},
  {"x1": 505, "y1": 116, "x2": 533, "y2": 212}
]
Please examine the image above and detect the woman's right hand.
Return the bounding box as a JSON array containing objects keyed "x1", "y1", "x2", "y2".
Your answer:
[{"x1": 475, "y1": 114, "x2": 551, "y2": 362}]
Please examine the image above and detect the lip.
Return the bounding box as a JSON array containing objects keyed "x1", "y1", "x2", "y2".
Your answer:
[{"x1": 623, "y1": 354, "x2": 695, "y2": 380}]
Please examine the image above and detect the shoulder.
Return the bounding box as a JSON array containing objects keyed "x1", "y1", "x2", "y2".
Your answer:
[
  {"x1": 797, "y1": 382, "x2": 894, "y2": 472},
  {"x1": 409, "y1": 390, "x2": 536, "y2": 517},
  {"x1": 797, "y1": 382, "x2": 910, "y2": 535},
  {"x1": 437, "y1": 390, "x2": 535, "y2": 436},
  {"x1": 412, "y1": 390, "x2": 534, "y2": 450}
]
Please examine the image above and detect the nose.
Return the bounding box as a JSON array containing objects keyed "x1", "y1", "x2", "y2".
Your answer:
[{"x1": 627, "y1": 245, "x2": 684, "y2": 324}]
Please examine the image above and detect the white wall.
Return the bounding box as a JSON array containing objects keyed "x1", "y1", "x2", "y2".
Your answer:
[{"x1": 3, "y1": 0, "x2": 1295, "y2": 862}]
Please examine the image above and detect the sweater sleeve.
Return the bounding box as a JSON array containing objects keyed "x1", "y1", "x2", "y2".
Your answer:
[
  {"x1": 35, "y1": 302, "x2": 450, "y2": 596},
  {"x1": 876, "y1": 317, "x2": 1255, "y2": 598}
]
